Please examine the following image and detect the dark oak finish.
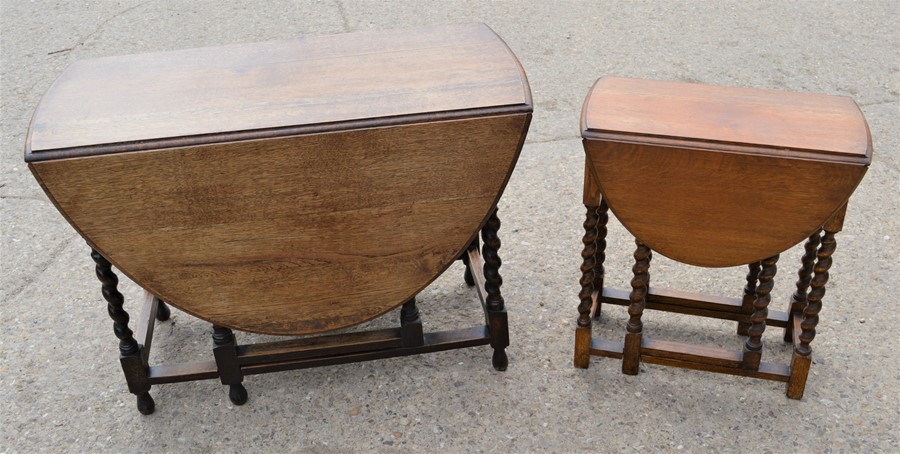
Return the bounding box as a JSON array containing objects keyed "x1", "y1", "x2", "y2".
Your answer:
[
  {"x1": 400, "y1": 297, "x2": 425, "y2": 348},
  {"x1": 785, "y1": 231, "x2": 822, "y2": 342},
  {"x1": 592, "y1": 201, "x2": 609, "y2": 306},
  {"x1": 741, "y1": 255, "x2": 778, "y2": 370},
  {"x1": 91, "y1": 248, "x2": 154, "y2": 414},
  {"x1": 798, "y1": 229, "x2": 837, "y2": 355},
  {"x1": 27, "y1": 24, "x2": 531, "y2": 336},
  {"x1": 576, "y1": 209, "x2": 599, "y2": 322},
  {"x1": 736, "y1": 261, "x2": 761, "y2": 335},
  {"x1": 574, "y1": 203, "x2": 599, "y2": 368},
  {"x1": 127, "y1": 238, "x2": 503, "y2": 413},
  {"x1": 27, "y1": 24, "x2": 528, "y2": 413},
  {"x1": 212, "y1": 325, "x2": 248, "y2": 405},
  {"x1": 481, "y1": 209, "x2": 509, "y2": 371},
  {"x1": 622, "y1": 240, "x2": 651, "y2": 375},
  {"x1": 576, "y1": 77, "x2": 872, "y2": 399},
  {"x1": 32, "y1": 114, "x2": 528, "y2": 335}
]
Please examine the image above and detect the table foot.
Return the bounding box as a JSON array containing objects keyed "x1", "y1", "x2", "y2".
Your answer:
[
  {"x1": 136, "y1": 392, "x2": 155, "y2": 415},
  {"x1": 229, "y1": 384, "x2": 248, "y2": 405},
  {"x1": 155, "y1": 301, "x2": 171, "y2": 322},
  {"x1": 492, "y1": 348, "x2": 508, "y2": 371}
]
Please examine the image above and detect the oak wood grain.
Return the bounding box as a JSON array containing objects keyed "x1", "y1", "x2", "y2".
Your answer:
[
  {"x1": 584, "y1": 140, "x2": 867, "y2": 267},
  {"x1": 31, "y1": 114, "x2": 530, "y2": 335},
  {"x1": 582, "y1": 77, "x2": 871, "y2": 162},
  {"x1": 641, "y1": 338, "x2": 741, "y2": 369},
  {"x1": 26, "y1": 23, "x2": 531, "y2": 159},
  {"x1": 577, "y1": 77, "x2": 867, "y2": 398},
  {"x1": 588, "y1": 338, "x2": 790, "y2": 381}
]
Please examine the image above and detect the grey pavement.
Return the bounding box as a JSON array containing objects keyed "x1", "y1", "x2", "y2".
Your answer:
[{"x1": 1, "y1": 0, "x2": 898, "y2": 452}]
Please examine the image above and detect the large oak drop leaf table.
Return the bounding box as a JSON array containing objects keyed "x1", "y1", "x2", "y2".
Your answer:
[{"x1": 25, "y1": 24, "x2": 532, "y2": 414}]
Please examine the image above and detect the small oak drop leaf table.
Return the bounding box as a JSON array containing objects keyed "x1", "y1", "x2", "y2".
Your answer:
[{"x1": 574, "y1": 77, "x2": 871, "y2": 399}]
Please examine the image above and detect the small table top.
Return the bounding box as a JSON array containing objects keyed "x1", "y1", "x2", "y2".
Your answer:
[
  {"x1": 582, "y1": 77, "x2": 871, "y2": 267},
  {"x1": 582, "y1": 77, "x2": 871, "y2": 164}
]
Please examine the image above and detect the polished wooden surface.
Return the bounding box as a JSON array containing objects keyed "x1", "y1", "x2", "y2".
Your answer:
[
  {"x1": 581, "y1": 78, "x2": 871, "y2": 267},
  {"x1": 582, "y1": 77, "x2": 871, "y2": 162},
  {"x1": 32, "y1": 114, "x2": 529, "y2": 335},
  {"x1": 584, "y1": 140, "x2": 867, "y2": 267},
  {"x1": 28, "y1": 24, "x2": 531, "y2": 336},
  {"x1": 26, "y1": 23, "x2": 530, "y2": 159}
]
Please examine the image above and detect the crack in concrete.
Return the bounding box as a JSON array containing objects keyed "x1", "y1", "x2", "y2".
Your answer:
[
  {"x1": 0, "y1": 195, "x2": 47, "y2": 202},
  {"x1": 860, "y1": 99, "x2": 899, "y2": 108},
  {"x1": 526, "y1": 136, "x2": 579, "y2": 145},
  {"x1": 334, "y1": 0, "x2": 352, "y2": 32},
  {"x1": 4, "y1": 232, "x2": 79, "y2": 303},
  {"x1": 47, "y1": 2, "x2": 146, "y2": 57}
]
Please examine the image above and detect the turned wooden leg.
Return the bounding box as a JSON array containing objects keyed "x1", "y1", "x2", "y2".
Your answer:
[
  {"x1": 212, "y1": 325, "x2": 248, "y2": 405},
  {"x1": 741, "y1": 254, "x2": 778, "y2": 370},
  {"x1": 91, "y1": 247, "x2": 154, "y2": 415},
  {"x1": 574, "y1": 204, "x2": 599, "y2": 368},
  {"x1": 592, "y1": 199, "x2": 609, "y2": 321},
  {"x1": 481, "y1": 208, "x2": 509, "y2": 371},
  {"x1": 784, "y1": 231, "x2": 822, "y2": 342},
  {"x1": 461, "y1": 238, "x2": 479, "y2": 287},
  {"x1": 736, "y1": 261, "x2": 761, "y2": 336},
  {"x1": 787, "y1": 229, "x2": 836, "y2": 399},
  {"x1": 622, "y1": 239, "x2": 651, "y2": 375},
  {"x1": 400, "y1": 297, "x2": 424, "y2": 347}
]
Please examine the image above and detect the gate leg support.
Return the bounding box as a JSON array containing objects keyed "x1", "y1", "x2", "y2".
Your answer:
[
  {"x1": 575, "y1": 204, "x2": 599, "y2": 368},
  {"x1": 400, "y1": 297, "x2": 425, "y2": 347},
  {"x1": 788, "y1": 229, "x2": 836, "y2": 399},
  {"x1": 91, "y1": 247, "x2": 154, "y2": 415},
  {"x1": 622, "y1": 239, "x2": 651, "y2": 375},
  {"x1": 461, "y1": 238, "x2": 479, "y2": 287},
  {"x1": 482, "y1": 209, "x2": 509, "y2": 371},
  {"x1": 212, "y1": 325, "x2": 248, "y2": 405}
]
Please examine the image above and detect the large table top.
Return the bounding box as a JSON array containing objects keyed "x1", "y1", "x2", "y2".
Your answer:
[{"x1": 26, "y1": 23, "x2": 531, "y2": 161}]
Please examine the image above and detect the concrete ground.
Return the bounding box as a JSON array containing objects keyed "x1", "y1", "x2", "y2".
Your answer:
[{"x1": 1, "y1": 0, "x2": 898, "y2": 452}]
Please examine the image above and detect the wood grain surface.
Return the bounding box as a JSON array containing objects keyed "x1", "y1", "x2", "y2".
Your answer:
[
  {"x1": 26, "y1": 23, "x2": 530, "y2": 157},
  {"x1": 584, "y1": 141, "x2": 867, "y2": 267},
  {"x1": 582, "y1": 77, "x2": 871, "y2": 267},
  {"x1": 31, "y1": 114, "x2": 530, "y2": 335},
  {"x1": 582, "y1": 77, "x2": 871, "y2": 162}
]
